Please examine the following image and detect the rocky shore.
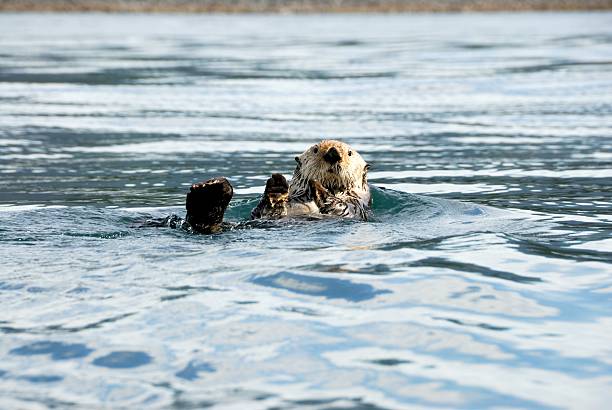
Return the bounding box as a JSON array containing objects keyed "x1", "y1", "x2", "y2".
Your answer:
[{"x1": 1, "y1": 0, "x2": 611, "y2": 13}]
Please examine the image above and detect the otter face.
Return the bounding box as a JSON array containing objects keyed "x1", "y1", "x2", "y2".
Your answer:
[{"x1": 291, "y1": 140, "x2": 370, "y2": 195}]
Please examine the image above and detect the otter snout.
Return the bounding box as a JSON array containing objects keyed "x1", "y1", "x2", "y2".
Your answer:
[{"x1": 323, "y1": 146, "x2": 341, "y2": 164}]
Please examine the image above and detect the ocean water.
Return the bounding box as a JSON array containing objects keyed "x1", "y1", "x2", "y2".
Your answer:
[{"x1": 0, "y1": 12, "x2": 611, "y2": 409}]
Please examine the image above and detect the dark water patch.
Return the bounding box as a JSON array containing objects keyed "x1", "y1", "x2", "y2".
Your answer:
[
  {"x1": 170, "y1": 387, "x2": 270, "y2": 408},
  {"x1": 0, "y1": 325, "x2": 26, "y2": 334},
  {"x1": 0, "y1": 65, "x2": 397, "y2": 85},
  {"x1": 297, "y1": 262, "x2": 393, "y2": 275},
  {"x1": 290, "y1": 397, "x2": 342, "y2": 406},
  {"x1": 450, "y1": 41, "x2": 521, "y2": 50},
  {"x1": 46, "y1": 313, "x2": 136, "y2": 334},
  {"x1": 434, "y1": 317, "x2": 510, "y2": 332},
  {"x1": 411, "y1": 257, "x2": 542, "y2": 284},
  {"x1": 26, "y1": 286, "x2": 47, "y2": 293},
  {"x1": 551, "y1": 33, "x2": 612, "y2": 45},
  {"x1": 7, "y1": 396, "x2": 78, "y2": 409},
  {"x1": 333, "y1": 39, "x2": 366, "y2": 47},
  {"x1": 67, "y1": 286, "x2": 90, "y2": 294},
  {"x1": 0, "y1": 281, "x2": 26, "y2": 291},
  {"x1": 506, "y1": 235, "x2": 612, "y2": 263},
  {"x1": 0, "y1": 95, "x2": 28, "y2": 103},
  {"x1": 175, "y1": 361, "x2": 215, "y2": 381},
  {"x1": 10, "y1": 341, "x2": 94, "y2": 360},
  {"x1": 161, "y1": 293, "x2": 189, "y2": 302},
  {"x1": 0, "y1": 69, "x2": 153, "y2": 85},
  {"x1": 292, "y1": 398, "x2": 390, "y2": 410},
  {"x1": 20, "y1": 374, "x2": 64, "y2": 383},
  {"x1": 92, "y1": 351, "x2": 152, "y2": 369},
  {"x1": 160, "y1": 286, "x2": 227, "y2": 302},
  {"x1": 170, "y1": 398, "x2": 215, "y2": 409},
  {"x1": 0, "y1": 126, "x2": 187, "y2": 147},
  {"x1": 165, "y1": 285, "x2": 225, "y2": 292},
  {"x1": 373, "y1": 237, "x2": 449, "y2": 251},
  {"x1": 500, "y1": 60, "x2": 612, "y2": 75},
  {"x1": 252, "y1": 271, "x2": 391, "y2": 302},
  {"x1": 276, "y1": 305, "x2": 321, "y2": 316},
  {"x1": 0, "y1": 314, "x2": 135, "y2": 335},
  {"x1": 34, "y1": 53, "x2": 76, "y2": 63},
  {"x1": 97, "y1": 45, "x2": 133, "y2": 52},
  {"x1": 165, "y1": 64, "x2": 397, "y2": 80},
  {"x1": 368, "y1": 358, "x2": 413, "y2": 366}
]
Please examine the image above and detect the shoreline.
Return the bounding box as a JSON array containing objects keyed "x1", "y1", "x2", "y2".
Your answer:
[{"x1": 1, "y1": 1, "x2": 611, "y2": 13}]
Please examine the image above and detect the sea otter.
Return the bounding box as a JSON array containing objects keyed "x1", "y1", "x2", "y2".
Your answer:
[
  {"x1": 251, "y1": 139, "x2": 371, "y2": 221},
  {"x1": 168, "y1": 140, "x2": 371, "y2": 233}
]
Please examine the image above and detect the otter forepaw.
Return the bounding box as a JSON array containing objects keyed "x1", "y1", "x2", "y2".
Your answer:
[
  {"x1": 309, "y1": 180, "x2": 353, "y2": 217},
  {"x1": 251, "y1": 173, "x2": 289, "y2": 219},
  {"x1": 264, "y1": 173, "x2": 289, "y2": 205},
  {"x1": 309, "y1": 179, "x2": 331, "y2": 208},
  {"x1": 185, "y1": 177, "x2": 233, "y2": 233}
]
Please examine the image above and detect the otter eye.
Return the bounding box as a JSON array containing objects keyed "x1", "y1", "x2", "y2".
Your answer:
[
  {"x1": 313, "y1": 147, "x2": 318, "y2": 153},
  {"x1": 348, "y1": 151, "x2": 352, "y2": 156}
]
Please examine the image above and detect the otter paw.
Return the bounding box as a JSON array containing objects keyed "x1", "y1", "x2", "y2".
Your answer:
[
  {"x1": 251, "y1": 174, "x2": 289, "y2": 219},
  {"x1": 185, "y1": 177, "x2": 233, "y2": 231},
  {"x1": 309, "y1": 179, "x2": 331, "y2": 207},
  {"x1": 263, "y1": 173, "x2": 289, "y2": 206}
]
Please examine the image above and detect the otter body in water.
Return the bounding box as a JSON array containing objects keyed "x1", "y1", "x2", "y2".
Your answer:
[
  {"x1": 251, "y1": 140, "x2": 371, "y2": 221},
  {"x1": 172, "y1": 140, "x2": 371, "y2": 233}
]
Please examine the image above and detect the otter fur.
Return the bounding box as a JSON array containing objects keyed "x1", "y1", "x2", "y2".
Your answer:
[
  {"x1": 181, "y1": 140, "x2": 371, "y2": 232},
  {"x1": 252, "y1": 140, "x2": 371, "y2": 220}
]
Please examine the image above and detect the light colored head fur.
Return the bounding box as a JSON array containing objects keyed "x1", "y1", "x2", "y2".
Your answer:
[{"x1": 289, "y1": 140, "x2": 370, "y2": 198}]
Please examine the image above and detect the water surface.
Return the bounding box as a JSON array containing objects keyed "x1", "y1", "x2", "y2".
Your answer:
[{"x1": 1, "y1": 12, "x2": 611, "y2": 409}]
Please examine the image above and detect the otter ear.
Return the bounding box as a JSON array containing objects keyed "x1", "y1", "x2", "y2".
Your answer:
[
  {"x1": 364, "y1": 163, "x2": 371, "y2": 173},
  {"x1": 295, "y1": 156, "x2": 301, "y2": 165}
]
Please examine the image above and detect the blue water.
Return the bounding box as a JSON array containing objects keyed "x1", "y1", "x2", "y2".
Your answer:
[{"x1": 1, "y1": 12, "x2": 611, "y2": 409}]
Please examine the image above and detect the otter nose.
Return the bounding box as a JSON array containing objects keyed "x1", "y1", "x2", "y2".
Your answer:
[{"x1": 323, "y1": 147, "x2": 341, "y2": 164}]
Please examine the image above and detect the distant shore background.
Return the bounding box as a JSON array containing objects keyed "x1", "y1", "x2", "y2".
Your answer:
[{"x1": 1, "y1": 0, "x2": 611, "y2": 13}]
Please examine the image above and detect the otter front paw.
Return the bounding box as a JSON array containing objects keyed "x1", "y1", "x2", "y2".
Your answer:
[
  {"x1": 309, "y1": 179, "x2": 331, "y2": 209},
  {"x1": 264, "y1": 173, "x2": 289, "y2": 205},
  {"x1": 185, "y1": 177, "x2": 233, "y2": 233},
  {"x1": 309, "y1": 179, "x2": 349, "y2": 216},
  {"x1": 251, "y1": 173, "x2": 289, "y2": 219}
]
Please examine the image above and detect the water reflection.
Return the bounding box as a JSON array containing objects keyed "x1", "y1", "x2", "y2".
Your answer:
[{"x1": 252, "y1": 271, "x2": 392, "y2": 302}]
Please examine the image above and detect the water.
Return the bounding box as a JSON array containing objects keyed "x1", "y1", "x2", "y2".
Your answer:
[{"x1": 1, "y1": 11, "x2": 611, "y2": 409}]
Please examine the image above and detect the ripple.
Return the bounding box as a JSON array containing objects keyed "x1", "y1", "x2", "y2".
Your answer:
[
  {"x1": 1, "y1": 11, "x2": 611, "y2": 410},
  {"x1": 411, "y1": 257, "x2": 542, "y2": 284}
]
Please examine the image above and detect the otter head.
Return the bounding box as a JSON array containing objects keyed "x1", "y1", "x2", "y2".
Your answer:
[{"x1": 290, "y1": 140, "x2": 370, "y2": 197}]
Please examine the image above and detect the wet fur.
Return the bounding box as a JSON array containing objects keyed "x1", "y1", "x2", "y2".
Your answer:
[
  {"x1": 255, "y1": 140, "x2": 371, "y2": 220},
  {"x1": 185, "y1": 177, "x2": 233, "y2": 233}
]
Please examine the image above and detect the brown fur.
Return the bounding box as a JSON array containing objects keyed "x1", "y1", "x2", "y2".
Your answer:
[{"x1": 254, "y1": 140, "x2": 371, "y2": 220}]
